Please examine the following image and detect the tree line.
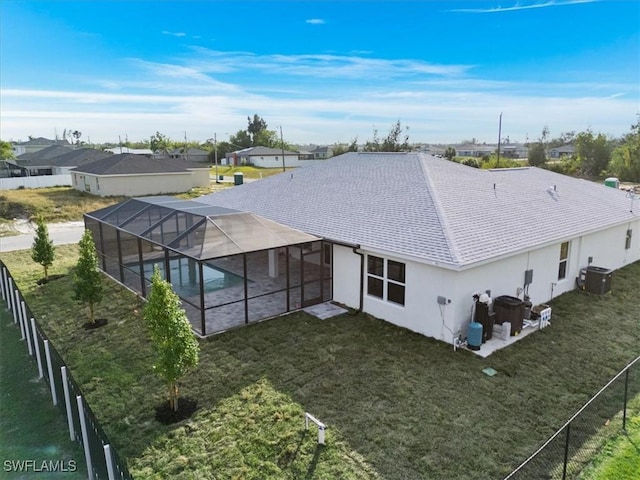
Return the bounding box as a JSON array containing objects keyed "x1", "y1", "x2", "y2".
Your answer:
[{"x1": 526, "y1": 117, "x2": 640, "y2": 182}]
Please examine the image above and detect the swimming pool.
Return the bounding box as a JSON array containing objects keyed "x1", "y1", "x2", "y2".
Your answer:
[{"x1": 141, "y1": 257, "x2": 244, "y2": 297}]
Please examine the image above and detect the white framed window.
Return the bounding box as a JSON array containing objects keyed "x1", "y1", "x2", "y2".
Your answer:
[
  {"x1": 367, "y1": 255, "x2": 405, "y2": 306},
  {"x1": 558, "y1": 241, "x2": 569, "y2": 280},
  {"x1": 625, "y1": 229, "x2": 632, "y2": 249}
]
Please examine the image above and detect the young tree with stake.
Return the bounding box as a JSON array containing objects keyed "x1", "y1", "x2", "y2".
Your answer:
[
  {"x1": 73, "y1": 229, "x2": 104, "y2": 325},
  {"x1": 144, "y1": 266, "x2": 199, "y2": 412},
  {"x1": 31, "y1": 217, "x2": 55, "y2": 280}
]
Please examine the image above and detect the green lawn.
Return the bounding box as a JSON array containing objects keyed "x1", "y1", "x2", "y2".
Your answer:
[
  {"x1": 577, "y1": 395, "x2": 640, "y2": 480},
  {"x1": 1, "y1": 246, "x2": 639, "y2": 479},
  {"x1": 211, "y1": 165, "x2": 295, "y2": 179}
]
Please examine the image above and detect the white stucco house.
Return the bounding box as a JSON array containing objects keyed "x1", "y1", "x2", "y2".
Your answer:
[
  {"x1": 225, "y1": 146, "x2": 325, "y2": 168},
  {"x1": 198, "y1": 152, "x2": 640, "y2": 345},
  {"x1": 70, "y1": 153, "x2": 210, "y2": 196}
]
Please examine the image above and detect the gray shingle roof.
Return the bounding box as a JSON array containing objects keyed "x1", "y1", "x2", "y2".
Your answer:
[
  {"x1": 71, "y1": 153, "x2": 204, "y2": 175},
  {"x1": 16, "y1": 145, "x2": 74, "y2": 165},
  {"x1": 198, "y1": 152, "x2": 639, "y2": 268},
  {"x1": 15, "y1": 137, "x2": 70, "y2": 146},
  {"x1": 47, "y1": 148, "x2": 111, "y2": 167}
]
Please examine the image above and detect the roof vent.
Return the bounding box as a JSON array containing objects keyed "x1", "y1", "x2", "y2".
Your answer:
[{"x1": 547, "y1": 186, "x2": 560, "y2": 200}]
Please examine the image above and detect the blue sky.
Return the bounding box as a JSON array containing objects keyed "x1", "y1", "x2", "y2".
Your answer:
[{"x1": 1, "y1": 0, "x2": 638, "y2": 145}]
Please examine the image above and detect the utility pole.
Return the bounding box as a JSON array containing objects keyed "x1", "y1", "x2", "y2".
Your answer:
[
  {"x1": 496, "y1": 113, "x2": 502, "y2": 168},
  {"x1": 214, "y1": 133, "x2": 219, "y2": 183},
  {"x1": 280, "y1": 126, "x2": 286, "y2": 172},
  {"x1": 184, "y1": 131, "x2": 188, "y2": 162}
]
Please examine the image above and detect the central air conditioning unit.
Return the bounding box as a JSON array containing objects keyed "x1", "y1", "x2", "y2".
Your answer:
[{"x1": 577, "y1": 266, "x2": 613, "y2": 294}]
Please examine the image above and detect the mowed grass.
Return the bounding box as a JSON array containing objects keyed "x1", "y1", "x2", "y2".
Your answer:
[
  {"x1": 1, "y1": 246, "x2": 639, "y2": 479},
  {"x1": 0, "y1": 187, "x2": 127, "y2": 223},
  {"x1": 212, "y1": 165, "x2": 295, "y2": 179},
  {"x1": 577, "y1": 395, "x2": 640, "y2": 480}
]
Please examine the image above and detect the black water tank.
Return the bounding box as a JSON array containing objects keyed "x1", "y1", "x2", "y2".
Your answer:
[
  {"x1": 493, "y1": 295, "x2": 524, "y2": 336},
  {"x1": 585, "y1": 266, "x2": 613, "y2": 294}
]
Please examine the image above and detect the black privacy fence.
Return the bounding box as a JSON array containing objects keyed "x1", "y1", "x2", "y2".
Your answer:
[
  {"x1": 504, "y1": 355, "x2": 640, "y2": 480},
  {"x1": 0, "y1": 260, "x2": 133, "y2": 480}
]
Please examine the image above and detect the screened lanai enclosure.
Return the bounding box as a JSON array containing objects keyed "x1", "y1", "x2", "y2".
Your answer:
[{"x1": 84, "y1": 196, "x2": 333, "y2": 336}]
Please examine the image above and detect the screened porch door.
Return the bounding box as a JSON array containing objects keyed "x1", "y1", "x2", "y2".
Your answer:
[{"x1": 300, "y1": 242, "x2": 331, "y2": 308}]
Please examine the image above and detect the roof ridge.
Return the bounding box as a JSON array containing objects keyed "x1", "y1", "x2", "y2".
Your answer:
[{"x1": 418, "y1": 156, "x2": 462, "y2": 264}]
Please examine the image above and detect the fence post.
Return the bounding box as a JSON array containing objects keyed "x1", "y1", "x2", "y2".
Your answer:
[
  {"x1": 103, "y1": 444, "x2": 116, "y2": 480},
  {"x1": 21, "y1": 300, "x2": 28, "y2": 327},
  {"x1": 14, "y1": 289, "x2": 21, "y2": 324},
  {"x1": 2, "y1": 268, "x2": 9, "y2": 305},
  {"x1": 9, "y1": 278, "x2": 17, "y2": 320},
  {"x1": 31, "y1": 318, "x2": 44, "y2": 379},
  {"x1": 19, "y1": 301, "x2": 27, "y2": 340},
  {"x1": 562, "y1": 422, "x2": 571, "y2": 480},
  {"x1": 44, "y1": 340, "x2": 58, "y2": 405},
  {"x1": 622, "y1": 368, "x2": 630, "y2": 431},
  {"x1": 25, "y1": 318, "x2": 34, "y2": 356},
  {"x1": 61, "y1": 366, "x2": 75, "y2": 441},
  {"x1": 6, "y1": 276, "x2": 13, "y2": 312},
  {"x1": 15, "y1": 291, "x2": 23, "y2": 325},
  {"x1": 0, "y1": 266, "x2": 5, "y2": 302},
  {"x1": 77, "y1": 395, "x2": 95, "y2": 480}
]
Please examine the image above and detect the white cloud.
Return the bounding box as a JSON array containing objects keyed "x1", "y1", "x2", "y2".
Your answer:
[
  {"x1": 305, "y1": 19, "x2": 325, "y2": 25},
  {"x1": 1, "y1": 46, "x2": 636, "y2": 145},
  {"x1": 2, "y1": 84, "x2": 635, "y2": 145},
  {"x1": 451, "y1": 0, "x2": 597, "y2": 14},
  {"x1": 189, "y1": 48, "x2": 472, "y2": 79},
  {"x1": 161, "y1": 30, "x2": 187, "y2": 37}
]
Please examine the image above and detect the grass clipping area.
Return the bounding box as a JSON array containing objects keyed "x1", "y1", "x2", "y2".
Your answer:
[
  {"x1": 134, "y1": 379, "x2": 378, "y2": 480},
  {"x1": 1, "y1": 245, "x2": 639, "y2": 480}
]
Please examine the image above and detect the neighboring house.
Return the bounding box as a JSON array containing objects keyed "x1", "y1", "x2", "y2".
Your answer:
[
  {"x1": 104, "y1": 146, "x2": 154, "y2": 155},
  {"x1": 225, "y1": 146, "x2": 324, "y2": 168},
  {"x1": 168, "y1": 147, "x2": 210, "y2": 163},
  {"x1": 198, "y1": 152, "x2": 640, "y2": 345},
  {"x1": 44, "y1": 148, "x2": 111, "y2": 175},
  {"x1": 422, "y1": 145, "x2": 446, "y2": 156},
  {"x1": 455, "y1": 145, "x2": 495, "y2": 157},
  {"x1": 9, "y1": 146, "x2": 109, "y2": 176},
  {"x1": 12, "y1": 137, "x2": 70, "y2": 156},
  {"x1": 297, "y1": 145, "x2": 334, "y2": 160},
  {"x1": 500, "y1": 143, "x2": 529, "y2": 159},
  {"x1": 0, "y1": 161, "x2": 20, "y2": 178},
  {"x1": 70, "y1": 154, "x2": 210, "y2": 196},
  {"x1": 549, "y1": 145, "x2": 576, "y2": 159},
  {"x1": 10, "y1": 145, "x2": 74, "y2": 176}
]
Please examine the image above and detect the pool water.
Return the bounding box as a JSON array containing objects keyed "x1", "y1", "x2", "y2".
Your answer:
[
  {"x1": 141, "y1": 258, "x2": 244, "y2": 297},
  {"x1": 0, "y1": 309, "x2": 86, "y2": 479}
]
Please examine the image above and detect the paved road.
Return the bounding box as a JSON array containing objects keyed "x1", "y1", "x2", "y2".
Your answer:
[{"x1": 0, "y1": 222, "x2": 85, "y2": 253}]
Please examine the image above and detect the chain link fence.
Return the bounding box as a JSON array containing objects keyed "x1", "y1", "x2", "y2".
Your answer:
[
  {"x1": 1, "y1": 260, "x2": 133, "y2": 480},
  {"x1": 505, "y1": 355, "x2": 640, "y2": 480}
]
